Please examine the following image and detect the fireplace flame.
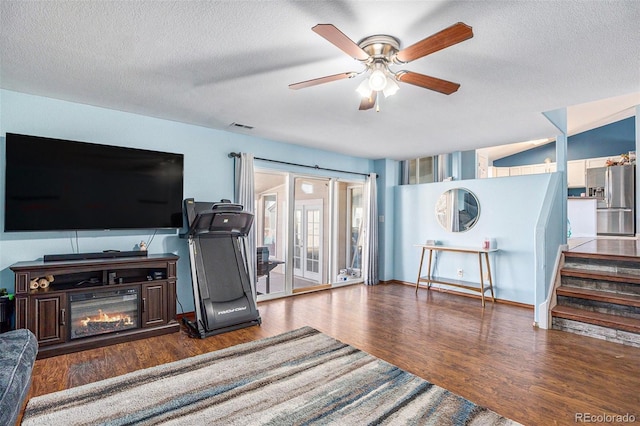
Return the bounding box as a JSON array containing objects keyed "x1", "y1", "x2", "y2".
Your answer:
[{"x1": 80, "y1": 309, "x2": 133, "y2": 327}]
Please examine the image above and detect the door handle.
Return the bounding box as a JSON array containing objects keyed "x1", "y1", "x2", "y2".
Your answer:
[
  {"x1": 60, "y1": 308, "x2": 66, "y2": 326},
  {"x1": 142, "y1": 297, "x2": 146, "y2": 313}
]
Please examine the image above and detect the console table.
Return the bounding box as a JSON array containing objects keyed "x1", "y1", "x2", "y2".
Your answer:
[{"x1": 415, "y1": 244, "x2": 497, "y2": 307}]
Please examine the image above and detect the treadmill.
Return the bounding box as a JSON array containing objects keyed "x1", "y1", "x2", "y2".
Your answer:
[{"x1": 181, "y1": 198, "x2": 261, "y2": 338}]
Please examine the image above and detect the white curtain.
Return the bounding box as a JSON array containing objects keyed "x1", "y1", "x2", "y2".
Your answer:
[
  {"x1": 450, "y1": 191, "x2": 460, "y2": 232},
  {"x1": 234, "y1": 153, "x2": 257, "y2": 300},
  {"x1": 400, "y1": 160, "x2": 410, "y2": 185},
  {"x1": 362, "y1": 173, "x2": 379, "y2": 285}
]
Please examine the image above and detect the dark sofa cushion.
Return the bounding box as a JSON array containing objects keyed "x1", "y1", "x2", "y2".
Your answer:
[{"x1": 0, "y1": 329, "x2": 38, "y2": 426}]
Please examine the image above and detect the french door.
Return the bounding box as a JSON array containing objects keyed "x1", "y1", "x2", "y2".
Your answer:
[
  {"x1": 254, "y1": 170, "x2": 365, "y2": 300},
  {"x1": 292, "y1": 177, "x2": 329, "y2": 291},
  {"x1": 293, "y1": 199, "x2": 323, "y2": 283}
]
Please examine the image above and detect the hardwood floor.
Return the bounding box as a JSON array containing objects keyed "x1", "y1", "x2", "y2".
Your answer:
[{"x1": 24, "y1": 283, "x2": 640, "y2": 425}]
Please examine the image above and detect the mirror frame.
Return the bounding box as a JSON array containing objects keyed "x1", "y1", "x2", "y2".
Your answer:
[{"x1": 435, "y1": 187, "x2": 480, "y2": 232}]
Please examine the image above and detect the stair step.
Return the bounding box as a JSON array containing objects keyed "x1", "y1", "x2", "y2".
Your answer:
[
  {"x1": 561, "y1": 267, "x2": 640, "y2": 285},
  {"x1": 552, "y1": 317, "x2": 640, "y2": 348},
  {"x1": 557, "y1": 286, "x2": 640, "y2": 308},
  {"x1": 565, "y1": 250, "x2": 640, "y2": 264},
  {"x1": 551, "y1": 305, "x2": 640, "y2": 334}
]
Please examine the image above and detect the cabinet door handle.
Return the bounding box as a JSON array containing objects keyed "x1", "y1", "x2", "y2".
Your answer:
[
  {"x1": 142, "y1": 297, "x2": 146, "y2": 313},
  {"x1": 60, "y1": 308, "x2": 66, "y2": 326}
]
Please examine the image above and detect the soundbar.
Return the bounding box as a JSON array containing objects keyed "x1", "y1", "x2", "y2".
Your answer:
[{"x1": 43, "y1": 250, "x2": 148, "y2": 262}]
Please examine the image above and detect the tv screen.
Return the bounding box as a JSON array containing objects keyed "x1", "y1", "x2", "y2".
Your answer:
[{"x1": 4, "y1": 133, "x2": 184, "y2": 232}]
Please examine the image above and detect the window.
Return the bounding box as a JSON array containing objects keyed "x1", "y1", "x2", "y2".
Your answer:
[
  {"x1": 403, "y1": 156, "x2": 435, "y2": 184},
  {"x1": 262, "y1": 194, "x2": 277, "y2": 256}
]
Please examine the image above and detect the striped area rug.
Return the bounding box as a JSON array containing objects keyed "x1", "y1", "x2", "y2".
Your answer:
[{"x1": 23, "y1": 327, "x2": 519, "y2": 425}]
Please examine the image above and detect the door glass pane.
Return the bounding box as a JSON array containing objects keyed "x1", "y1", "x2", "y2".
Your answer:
[
  {"x1": 293, "y1": 177, "x2": 328, "y2": 289},
  {"x1": 262, "y1": 194, "x2": 277, "y2": 255},
  {"x1": 254, "y1": 171, "x2": 287, "y2": 297},
  {"x1": 294, "y1": 209, "x2": 302, "y2": 271},
  {"x1": 306, "y1": 209, "x2": 320, "y2": 273},
  {"x1": 349, "y1": 187, "x2": 363, "y2": 272},
  {"x1": 334, "y1": 181, "x2": 364, "y2": 284}
]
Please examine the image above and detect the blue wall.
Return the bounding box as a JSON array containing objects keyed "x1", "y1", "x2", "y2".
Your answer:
[
  {"x1": 494, "y1": 117, "x2": 635, "y2": 166},
  {"x1": 534, "y1": 172, "x2": 564, "y2": 324},
  {"x1": 0, "y1": 90, "x2": 374, "y2": 311},
  {"x1": 374, "y1": 159, "x2": 400, "y2": 281},
  {"x1": 393, "y1": 173, "x2": 558, "y2": 309}
]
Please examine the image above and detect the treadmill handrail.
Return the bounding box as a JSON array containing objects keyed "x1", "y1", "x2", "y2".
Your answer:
[
  {"x1": 211, "y1": 202, "x2": 243, "y2": 211},
  {"x1": 183, "y1": 210, "x2": 254, "y2": 238}
]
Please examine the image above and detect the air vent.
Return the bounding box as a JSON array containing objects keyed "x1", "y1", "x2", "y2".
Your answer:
[{"x1": 229, "y1": 122, "x2": 254, "y2": 130}]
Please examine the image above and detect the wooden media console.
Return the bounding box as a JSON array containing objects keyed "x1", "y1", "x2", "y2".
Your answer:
[{"x1": 11, "y1": 253, "x2": 180, "y2": 358}]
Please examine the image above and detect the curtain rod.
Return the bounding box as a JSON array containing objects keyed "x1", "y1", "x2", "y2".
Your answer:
[{"x1": 228, "y1": 152, "x2": 373, "y2": 178}]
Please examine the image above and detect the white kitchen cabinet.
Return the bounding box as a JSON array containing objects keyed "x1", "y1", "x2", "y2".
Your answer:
[
  {"x1": 567, "y1": 160, "x2": 586, "y2": 187},
  {"x1": 532, "y1": 164, "x2": 548, "y2": 174},
  {"x1": 520, "y1": 165, "x2": 534, "y2": 175},
  {"x1": 522, "y1": 162, "x2": 555, "y2": 175},
  {"x1": 494, "y1": 167, "x2": 510, "y2": 177},
  {"x1": 494, "y1": 156, "x2": 616, "y2": 180}
]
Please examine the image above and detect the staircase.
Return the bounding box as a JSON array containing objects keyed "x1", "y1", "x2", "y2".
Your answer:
[{"x1": 551, "y1": 251, "x2": 640, "y2": 347}]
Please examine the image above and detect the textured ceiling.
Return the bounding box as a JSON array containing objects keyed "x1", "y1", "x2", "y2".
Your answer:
[{"x1": 1, "y1": 1, "x2": 639, "y2": 160}]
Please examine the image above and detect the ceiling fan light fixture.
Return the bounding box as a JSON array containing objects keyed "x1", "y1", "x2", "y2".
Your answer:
[
  {"x1": 382, "y1": 76, "x2": 400, "y2": 97},
  {"x1": 356, "y1": 79, "x2": 372, "y2": 97},
  {"x1": 368, "y1": 69, "x2": 387, "y2": 91}
]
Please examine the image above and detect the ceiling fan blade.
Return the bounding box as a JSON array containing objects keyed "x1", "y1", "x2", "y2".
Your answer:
[
  {"x1": 396, "y1": 71, "x2": 460, "y2": 95},
  {"x1": 289, "y1": 72, "x2": 356, "y2": 90},
  {"x1": 359, "y1": 91, "x2": 377, "y2": 110},
  {"x1": 395, "y1": 22, "x2": 473, "y2": 63},
  {"x1": 312, "y1": 24, "x2": 370, "y2": 61}
]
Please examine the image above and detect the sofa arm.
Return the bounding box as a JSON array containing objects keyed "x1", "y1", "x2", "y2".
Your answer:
[{"x1": 0, "y1": 329, "x2": 38, "y2": 426}]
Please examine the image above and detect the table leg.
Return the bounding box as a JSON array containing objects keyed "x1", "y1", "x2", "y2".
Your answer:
[
  {"x1": 484, "y1": 252, "x2": 496, "y2": 302},
  {"x1": 426, "y1": 249, "x2": 434, "y2": 289},
  {"x1": 266, "y1": 273, "x2": 271, "y2": 294},
  {"x1": 478, "y1": 253, "x2": 485, "y2": 307},
  {"x1": 415, "y1": 247, "x2": 426, "y2": 293}
]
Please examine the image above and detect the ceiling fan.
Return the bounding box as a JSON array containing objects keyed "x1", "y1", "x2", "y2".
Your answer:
[{"x1": 289, "y1": 22, "x2": 473, "y2": 110}]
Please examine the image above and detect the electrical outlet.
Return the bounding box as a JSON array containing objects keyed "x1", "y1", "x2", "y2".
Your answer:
[{"x1": 457, "y1": 268, "x2": 463, "y2": 278}]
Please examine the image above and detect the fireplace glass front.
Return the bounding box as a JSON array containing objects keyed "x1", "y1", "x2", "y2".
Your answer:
[{"x1": 69, "y1": 288, "x2": 139, "y2": 339}]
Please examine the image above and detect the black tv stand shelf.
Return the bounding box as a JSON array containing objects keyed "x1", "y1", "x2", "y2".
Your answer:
[{"x1": 10, "y1": 254, "x2": 180, "y2": 359}]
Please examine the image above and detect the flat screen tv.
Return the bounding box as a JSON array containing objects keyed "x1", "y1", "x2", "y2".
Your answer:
[{"x1": 4, "y1": 133, "x2": 184, "y2": 232}]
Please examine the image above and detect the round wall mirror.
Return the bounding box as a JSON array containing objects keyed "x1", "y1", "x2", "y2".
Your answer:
[{"x1": 435, "y1": 188, "x2": 480, "y2": 232}]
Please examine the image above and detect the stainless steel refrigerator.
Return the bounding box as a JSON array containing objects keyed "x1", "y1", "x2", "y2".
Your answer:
[{"x1": 586, "y1": 165, "x2": 635, "y2": 236}]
